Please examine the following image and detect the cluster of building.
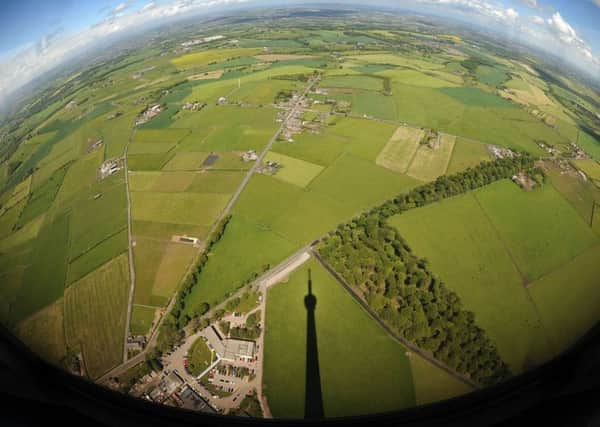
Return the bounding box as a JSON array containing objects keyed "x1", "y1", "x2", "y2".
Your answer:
[
  {"x1": 132, "y1": 66, "x2": 156, "y2": 80},
  {"x1": 140, "y1": 371, "x2": 215, "y2": 414},
  {"x1": 126, "y1": 335, "x2": 148, "y2": 354},
  {"x1": 259, "y1": 160, "x2": 281, "y2": 175},
  {"x1": 278, "y1": 92, "x2": 312, "y2": 142},
  {"x1": 136, "y1": 104, "x2": 163, "y2": 126},
  {"x1": 99, "y1": 158, "x2": 124, "y2": 179},
  {"x1": 537, "y1": 141, "x2": 562, "y2": 157},
  {"x1": 241, "y1": 150, "x2": 258, "y2": 162},
  {"x1": 204, "y1": 326, "x2": 255, "y2": 363},
  {"x1": 106, "y1": 111, "x2": 123, "y2": 120},
  {"x1": 181, "y1": 35, "x2": 225, "y2": 47},
  {"x1": 569, "y1": 142, "x2": 590, "y2": 160},
  {"x1": 488, "y1": 145, "x2": 516, "y2": 159},
  {"x1": 87, "y1": 137, "x2": 104, "y2": 153},
  {"x1": 182, "y1": 101, "x2": 205, "y2": 112}
]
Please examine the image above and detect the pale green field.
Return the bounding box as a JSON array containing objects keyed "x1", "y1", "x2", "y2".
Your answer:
[
  {"x1": 390, "y1": 189, "x2": 554, "y2": 373},
  {"x1": 16, "y1": 299, "x2": 67, "y2": 365},
  {"x1": 474, "y1": 180, "x2": 599, "y2": 282},
  {"x1": 529, "y1": 244, "x2": 600, "y2": 356},
  {"x1": 162, "y1": 152, "x2": 209, "y2": 171},
  {"x1": 171, "y1": 48, "x2": 262, "y2": 68},
  {"x1": 64, "y1": 254, "x2": 129, "y2": 378},
  {"x1": 409, "y1": 355, "x2": 473, "y2": 405},
  {"x1": 151, "y1": 243, "x2": 197, "y2": 298},
  {"x1": 131, "y1": 191, "x2": 230, "y2": 226},
  {"x1": 406, "y1": 134, "x2": 456, "y2": 181},
  {"x1": 446, "y1": 138, "x2": 491, "y2": 174},
  {"x1": 572, "y1": 159, "x2": 600, "y2": 185},
  {"x1": 376, "y1": 126, "x2": 424, "y2": 173},
  {"x1": 264, "y1": 151, "x2": 324, "y2": 188},
  {"x1": 264, "y1": 259, "x2": 416, "y2": 418}
]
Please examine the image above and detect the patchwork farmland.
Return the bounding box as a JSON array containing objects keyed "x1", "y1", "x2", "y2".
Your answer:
[{"x1": 0, "y1": 8, "x2": 599, "y2": 420}]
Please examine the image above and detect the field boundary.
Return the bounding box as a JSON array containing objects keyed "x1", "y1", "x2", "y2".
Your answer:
[
  {"x1": 471, "y1": 190, "x2": 529, "y2": 287},
  {"x1": 310, "y1": 248, "x2": 480, "y2": 389}
]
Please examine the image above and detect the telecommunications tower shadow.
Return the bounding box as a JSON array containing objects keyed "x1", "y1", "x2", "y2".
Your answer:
[{"x1": 304, "y1": 268, "x2": 324, "y2": 419}]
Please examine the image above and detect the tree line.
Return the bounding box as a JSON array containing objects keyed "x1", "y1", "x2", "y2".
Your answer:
[
  {"x1": 146, "y1": 214, "x2": 232, "y2": 368},
  {"x1": 318, "y1": 154, "x2": 538, "y2": 385}
]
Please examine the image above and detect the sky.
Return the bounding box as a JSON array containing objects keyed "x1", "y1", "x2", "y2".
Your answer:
[{"x1": 0, "y1": 0, "x2": 599, "y2": 102}]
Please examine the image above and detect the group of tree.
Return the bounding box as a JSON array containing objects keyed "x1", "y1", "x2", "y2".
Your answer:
[
  {"x1": 318, "y1": 155, "x2": 539, "y2": 385},
  {"x1": 229, "y1": 312, "x2": 261, "y2": 340}
]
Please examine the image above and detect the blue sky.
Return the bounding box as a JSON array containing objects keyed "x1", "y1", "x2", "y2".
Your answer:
[{"x1": 0, "y1": 0, "x2": 599, "y2": 101}]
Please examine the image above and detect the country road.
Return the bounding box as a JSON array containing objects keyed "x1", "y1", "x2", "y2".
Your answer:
[
  {"x1": 99, "y1": 243, "x2": 313, "y2": 383},
  {"x1": 112, "y1": 76, "x2": 319, "y2": 374},
  {"x1": 122, "y1": 127, "x2": 138, "y2": 363}
]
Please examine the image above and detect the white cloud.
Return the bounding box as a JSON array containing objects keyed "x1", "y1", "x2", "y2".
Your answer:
[
  {"x1": 142, "y1": 2, "x2": 157, "y2": 11},
  {"x1": 531, "y1": 15, "x2": 544, "y2": 25},
  {"x1": 114, "y1": 3, "x2": 128, "y2": 13},
  {"x1": 416, "y1": 0, "x2": 600, "y2": 77},
  {"x1": 0, "y1": 0, "x2": 249, "y2": 102},
  {"x1": 518, "y1": 0, "x2": 539, "y2": 8},
  {"x1": 1, "y1": 0, "x2": 599, "y2": 102},
  {"x1": 594, "y1": 0, "x2": 600, "y2": 8}
]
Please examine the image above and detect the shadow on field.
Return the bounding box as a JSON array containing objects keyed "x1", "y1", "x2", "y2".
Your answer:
[{"x1": 304, "y1": 268, "x2": 324, "y2": 419}]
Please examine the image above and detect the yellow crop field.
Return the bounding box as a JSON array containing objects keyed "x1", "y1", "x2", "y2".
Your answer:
[
  {"x1": 407, "y1": 134, "x2": 456, "y2": 182},
  {"x1": 375, "y1": 126, "x2": 424, "y2": 173}
]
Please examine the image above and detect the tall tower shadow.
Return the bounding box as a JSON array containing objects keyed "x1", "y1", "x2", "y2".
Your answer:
[{"x1": 304, "y1": 268, "x2": 324, "y2": 419}]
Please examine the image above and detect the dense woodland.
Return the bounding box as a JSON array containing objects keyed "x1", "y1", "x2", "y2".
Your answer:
[{"x1": 319, "y1": 154, "x2": 538, "y2": 385}]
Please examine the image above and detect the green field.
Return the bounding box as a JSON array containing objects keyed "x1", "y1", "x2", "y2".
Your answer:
[
  {"x1": 130, "y1": 305, "x2": 156, "y2": 336},
  {"x1": 321, "y1": 75, "x2": 383, "y2": 91},
  {"x1": 171, "y1": 48, "x2": 262, "y2": 69},
  {"x1": 132, "y1": 220, "x2": 209, "y2": 242},
  {"x1": 572, "y1": 159, "x2": 600, "y2": 186},
  {"x1": 16, "y1": 299, "x2": 67, "y2": 365},
  {"x1": 409, "y1": 355, "x2": 473, "y2": 405},
  {"x1": 529, "y1": 244, "x2": 600, "y2": 355},
  {"x1": 547, "y1": 167, "x2": 600, "y2": 234},
  {"x1": 11, "y1": 213, "x2": 70, "y2": 323},
  {"x1": 64, "y1": 254, "x2": 129, "y2": 379},
  {"x1": 131, "y1": 191, "x2": 230, "y2": 226},
  {"x1": 152, "y1": 242, "x2": 197, "y2": 299},
  {"x1": 446, "y1": 138, "x2": 491, "y2": 174},
  {"x1": 474, "y1": 180, "x2": 599, "y2": 282},
  {"x1": 389, "y1": 188, "x2": 555, "y2": 373},
  {"x1": 65, "y1": 255, "x2": 129, "y2": 378},
  {"x1": 183, "y1": 216, "x2": 297, "y2": 313},
  {"x1": 187, "y1": 171, "x2": 245, "y2": 193},
  {"x1": 264, "y1": 152, "x2": 324, "y2": 188},
  {"x1": 475, "y1": 65, "x2": 508, "y2": 87},
  {"x1": 406, "y1": 134, "x2": 456, "y2": 181},
  {"x1": 67, "y1": 229, "x2": 128, "y2": 285},
  {"x1": 2, "y1": 16, "x2": 600, "y2": 418},
  {"x1": 308, "y1": 153, "x2": 419, "y2": 212},
  {"x1": 187, "y1": 338, "x2": 214, "y2": 376},
  {"x1": 68, "y1": 178, "x2": 127, "y2": 260},
  {"x1": 163, "y1": 152, "x2": 209, "y2": 171},
  {"x1": 264, "y1": 258, "x2": 416, "y2": 418}
]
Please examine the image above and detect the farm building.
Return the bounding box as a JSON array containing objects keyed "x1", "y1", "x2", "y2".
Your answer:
[{"x1": 204, "y1": 326, "x2": 255, "y2": 362}]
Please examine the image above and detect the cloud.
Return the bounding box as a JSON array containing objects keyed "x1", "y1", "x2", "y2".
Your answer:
[
  {"x1": 531, "y1": 15, "x2": 544, "y2": 25},
  {"x1": 415, "y1": 0, "x2": 600, "y2": 77},
  {"x1": 142, "y1": 2, "x2": 157, "y2": 11},
  {"x1": 114, "y1": 3, "x2": 128, "y2": 13},
  {"x1": 0, "y1": 0, "x2": 249, "y2": 102},
  {"x1": 518, "y1": 0, "x2": 539, "y2": 8},
  {"x1": 594, "y1": 0, "x2": 600, "y2": 8}
]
